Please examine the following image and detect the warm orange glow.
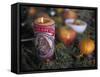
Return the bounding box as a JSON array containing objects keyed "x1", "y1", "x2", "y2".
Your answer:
[
  {"x1": 79, "y1": 39, "x2": 95, "y2": 55},
  {"x1": 66, "y1": 32, "x2": 70, "y2": 39},
  {"x1": 59, "y1": 27, "x2": 77, "y2": 46},
  {"x1": 40, "y1": 17, "x2": 44, "y2": 23}
]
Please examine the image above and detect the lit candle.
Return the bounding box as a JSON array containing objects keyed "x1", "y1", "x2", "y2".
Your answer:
[{"x1": 33, "y1": 17, "x2": 55, "y2": 62}]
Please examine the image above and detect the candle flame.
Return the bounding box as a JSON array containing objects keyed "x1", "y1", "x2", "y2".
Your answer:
[{"x1": 40, "y1": 17, "x2": 44, "y2": 23}]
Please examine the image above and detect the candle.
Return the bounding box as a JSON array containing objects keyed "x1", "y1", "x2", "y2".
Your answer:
[{"x1": 33, "y1": 17, "x2": 55, "y2": 62}]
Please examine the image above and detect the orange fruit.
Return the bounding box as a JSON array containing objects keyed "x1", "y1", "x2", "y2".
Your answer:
[
  {"x1": 79, "y1": 38, "x2": 95, "y2": 55},
  {"x1": 59, "y1": 27, "x2": 77, "y2": 46}
]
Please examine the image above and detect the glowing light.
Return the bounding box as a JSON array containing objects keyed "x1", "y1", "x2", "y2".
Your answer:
[{"x1": 40, "y1": 17, "x2": 44, "y2": 23}]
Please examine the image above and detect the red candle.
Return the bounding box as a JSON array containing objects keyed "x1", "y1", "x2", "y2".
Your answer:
[{"x1": 33, "y1": 17, "x2": 55, "y2": 62}]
